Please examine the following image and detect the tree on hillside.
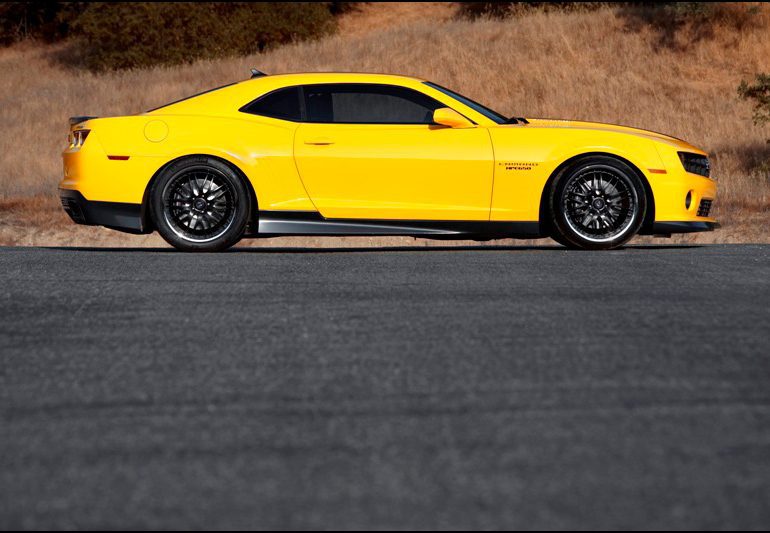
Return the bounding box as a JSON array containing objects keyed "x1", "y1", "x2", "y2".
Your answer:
[
  {"x1": 0, "y1": 2, "x2": 352, "y2": 70},
  {"x1": 0, "y1": 1, "x2": 87, "y2": 44},
  {"x1": 738, "y1": 74, "x2": 770, "y2": 131},
  {"x1": 618, "y1": 2, "x2": 763, "y2": 49},
  {"x1": 72, "y1": 2, "x2": 336, "y2": 71}
]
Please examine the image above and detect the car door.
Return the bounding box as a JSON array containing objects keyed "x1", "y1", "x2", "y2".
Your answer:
[{"x1": 293, "y1": 83, "x2": 494, "y2": 221}]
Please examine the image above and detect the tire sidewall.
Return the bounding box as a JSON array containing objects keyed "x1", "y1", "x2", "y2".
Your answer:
[
  {"x1": 550, "y1": 156, "x2": 647, "y2": 250},
  {"x1": 151, "y1": 157, "x2": 250, "y2": 252}
]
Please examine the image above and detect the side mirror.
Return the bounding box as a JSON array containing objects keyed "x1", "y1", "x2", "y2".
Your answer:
[{"x1": 432, "y1": 107, "x2": 474, "y2": 129}]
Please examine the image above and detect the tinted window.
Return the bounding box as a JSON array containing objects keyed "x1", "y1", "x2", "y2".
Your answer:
[
  {"x1": 423, "y1": 81, "x2": 507, "y2": 124},
  {"x1": 241, "y1": 86, "x2": 302, "y2": 121},
  {"x1": 304, "y1": 84, "x2": 443, "y2": 124}
]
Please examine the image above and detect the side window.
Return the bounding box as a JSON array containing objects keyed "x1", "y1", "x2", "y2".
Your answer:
[
  {"x1": 240, "y1": 86, "x2": 302, "y2": 121},
  {"x1": 304, "y1": 84, "x2": 443, "y2": 124}
]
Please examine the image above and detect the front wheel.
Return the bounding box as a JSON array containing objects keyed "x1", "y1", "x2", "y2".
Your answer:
[
  {"x1": 150, "y1": 157, "x2": 250, "y2": 252},
  {"x1": 549, "y1": 156, "x2": 646, "y2": 250}
]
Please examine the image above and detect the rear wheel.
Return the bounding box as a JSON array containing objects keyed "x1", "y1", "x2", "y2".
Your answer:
[
  {"x1": 151, "y1": 157, "x2": 249, "y2": 252},
  {"x1": 549, "y1": 156, "x2": 646, "y2": 250}
]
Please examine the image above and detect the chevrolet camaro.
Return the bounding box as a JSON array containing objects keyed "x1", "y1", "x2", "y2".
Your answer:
[{"x1": 60, "y1": 71, "x2": 717, "y2": 251}]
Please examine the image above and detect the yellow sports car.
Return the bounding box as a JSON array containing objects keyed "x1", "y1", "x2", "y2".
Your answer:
[{"x1": 60, "y1": 71, "x2": 717, "y2": 251}]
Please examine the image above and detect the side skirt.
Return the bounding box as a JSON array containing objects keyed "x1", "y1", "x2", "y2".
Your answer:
[{"x1": 249, "y1": 211, "x2": 543, "y2": 240}]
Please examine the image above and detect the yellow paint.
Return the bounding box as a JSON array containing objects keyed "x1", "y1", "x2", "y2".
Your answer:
[
  {"x1": 294, "y1": 123, "x2": 493, "y2": 219},
  {"x1": 143, "y1": 120, "x2": 168, "y2": 143},
  {"x1": 432, "y1": 107, "x2": 474, "y2": 129},
  {"x1": 60, "y1": 72, "x2": 716, "y2": 225}
]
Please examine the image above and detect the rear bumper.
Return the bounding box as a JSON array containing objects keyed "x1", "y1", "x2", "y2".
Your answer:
[{"x1": 59, "y1": 189, "x2": 148, "y2": 234}]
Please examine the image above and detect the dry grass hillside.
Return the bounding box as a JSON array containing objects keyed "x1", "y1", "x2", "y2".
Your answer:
[{"x1": 0, "y1": 2, "x2": 768, "y2": 247}]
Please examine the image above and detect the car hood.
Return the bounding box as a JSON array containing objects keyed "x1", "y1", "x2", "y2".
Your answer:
[{"x1": 512, "y1": 118, "x2": 703, "y2": 152}]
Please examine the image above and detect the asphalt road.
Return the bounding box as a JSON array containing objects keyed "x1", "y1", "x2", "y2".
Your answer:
[{"x1": 1, "y1": 243, "x2": 769, "y2": 530}]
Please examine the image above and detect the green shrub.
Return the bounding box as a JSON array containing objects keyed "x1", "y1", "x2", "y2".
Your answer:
[
  {"x1": 0, "y1": 1, "x2": 87, "y2": 45},
  {"x1": 457, "y1": 2, "x2": 764, "y2": 52},
  {"x1": 738, "y1": 74, "x2": 770, "y2": 174},
  {"x1": 72, "y1": 2, "x2": 336, "y2": 71},
  {"x1": 328, "y1": 2, "x2": 361, "y2": 16},
  {"x1": 457, "y1": 2, "x2": 610, "y2": 20},
  {"x1": 738, "y1": 73, "x2": 770, "y2": 149},
  {"x1": 618, "y1": 2, "x2": 763, "y2": 50},
  {"x1": 457, "y1": 2, "x2": 518, "y2": 19}
]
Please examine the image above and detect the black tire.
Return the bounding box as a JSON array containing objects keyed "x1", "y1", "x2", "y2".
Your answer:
[
  {"x1": 549, "y1": 230, "x2": 574, "y2": 249},
  {"x1": 548, "y1": 156, "x2": 646, "y2": 250},
  {"x1": 150, "y1": 157, "x2": 250, "y2": 252}
]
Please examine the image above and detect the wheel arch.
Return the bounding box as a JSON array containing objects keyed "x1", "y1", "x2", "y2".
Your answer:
[
  {"x1": 140, "y1": 154, "x2": 259, "y2": 233},
  {"x1": 537, "y1": 151, "x2": 655, "y2": 234}
]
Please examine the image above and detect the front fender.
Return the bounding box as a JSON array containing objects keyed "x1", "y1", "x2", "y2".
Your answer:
[{"x1": 488, "y1": 126, "x2": 666, "y2": 221}]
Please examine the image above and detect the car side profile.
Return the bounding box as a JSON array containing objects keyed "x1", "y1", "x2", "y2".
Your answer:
[{"x1": 60, "y1": 71, "x2": 717, "y2": 251}]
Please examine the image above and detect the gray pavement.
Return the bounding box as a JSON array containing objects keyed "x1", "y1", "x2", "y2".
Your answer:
[{"x1": 1, "y1": 244, "x2": 769, "y2": 529}]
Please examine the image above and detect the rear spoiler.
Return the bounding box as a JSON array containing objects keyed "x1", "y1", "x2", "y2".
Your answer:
[{"x1": 69, "y1": 116, "x2": 98, "y2": 127}]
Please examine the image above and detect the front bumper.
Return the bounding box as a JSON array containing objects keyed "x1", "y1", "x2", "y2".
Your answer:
[
  {"x1": 647, "y1": 221, "x2": 720, "y2": 235},
  {"x1": 59, "y1": 189, "x2": 148, "y2": 234},
  {"x1": 647, "y1": 145, "x2": 718, "y2": 226}
]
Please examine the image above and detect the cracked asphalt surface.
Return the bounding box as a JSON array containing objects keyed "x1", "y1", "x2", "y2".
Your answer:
[{"x1": 1, "y1": 244, "x2": 769, "y2": 529}]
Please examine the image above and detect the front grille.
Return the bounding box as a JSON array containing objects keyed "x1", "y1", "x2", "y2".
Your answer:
[
  {"x1": 678, "y1": 152, "x2": 711, "y2": 178},
  {"x1": 697, "y1": 199, "x2": 713, "y2": 217},
  {"x1": 61, "y1": 196, "x2": 86, "y2": 224}
]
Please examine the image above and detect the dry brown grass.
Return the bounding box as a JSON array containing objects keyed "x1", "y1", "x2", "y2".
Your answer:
[
  {"x1": 337, "y1": 2, "x2": 457, "y2": 37},
  {"x1": 0, "y1": 2, "x2": 768, "y2": 247}
]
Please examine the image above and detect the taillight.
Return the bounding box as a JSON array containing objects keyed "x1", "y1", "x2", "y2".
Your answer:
[{"x1": 69, "y1": 129, "x2": 90, "y2": 148}]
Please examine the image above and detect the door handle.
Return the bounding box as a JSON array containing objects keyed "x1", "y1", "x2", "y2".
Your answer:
[{"x1": 304, "y1": 137, "x2": 335, "y2": 146}]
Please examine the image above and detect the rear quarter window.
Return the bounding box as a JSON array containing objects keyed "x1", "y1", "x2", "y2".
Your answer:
[{"x1": 240, "y1": 86, "x2": 302, "y2": 122}]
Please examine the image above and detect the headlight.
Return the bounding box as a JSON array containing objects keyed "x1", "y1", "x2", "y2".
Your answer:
[{"x1": 678, "y1": 152, "x2": 711, "y2": 178}]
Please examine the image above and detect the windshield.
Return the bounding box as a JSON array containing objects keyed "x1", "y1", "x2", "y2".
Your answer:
[{"x1": 423, "y1": 81, "x2": 508, "y2": 124}]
